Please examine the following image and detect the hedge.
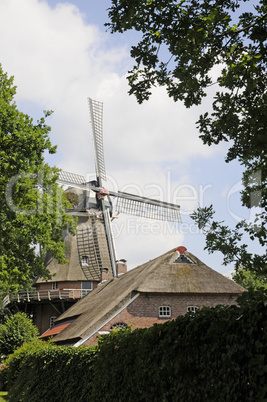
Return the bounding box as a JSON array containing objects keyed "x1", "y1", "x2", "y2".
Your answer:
[
  {"x1": 92, "y1": 291, "x2": 267, "y2": 401},
  {"x1": 3, "y1": 290, "x2": 267, "y2": 402},
  {"x1": 4, "y1": 341, "x2": 96, "y2": 402}
]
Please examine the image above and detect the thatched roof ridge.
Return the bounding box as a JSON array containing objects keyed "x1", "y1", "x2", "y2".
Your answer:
[{"x1": 53, "y1": 248, "x2": 245, "y2": 344}]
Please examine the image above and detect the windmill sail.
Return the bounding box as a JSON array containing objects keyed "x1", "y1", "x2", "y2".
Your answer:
[
  {"x1": 114, "y1": 192, "x2": 181, "y2": 223},
  {"x1": 58, "y1": 171, "x2": 87, "y2": 191},
  {"x1": 88, "y1": 98, "x2": 106, "y2": 183},
  {"x1": 58, "y1": 171, "x2": 181, "y2": 223},
  {"x1": 100, "y1": 202, "x2": 117, "y2": 278},
  {"x1": 88, "y1": 97, "x2": 117, "y2": 276}
]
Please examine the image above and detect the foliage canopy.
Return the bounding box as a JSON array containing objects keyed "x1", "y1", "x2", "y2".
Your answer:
[
  {"x1": 107, "y1": 0, "x2": 267, "y2": 275},
  {"x1": 0, "y1": 312, "x2": 39, "y2": 356},
  {"x1": 233, "y1": 265, "x2": 267, "y2": 290},
  {"x1": 0, "y1": 65, "x2": 76, "y2": 291}
]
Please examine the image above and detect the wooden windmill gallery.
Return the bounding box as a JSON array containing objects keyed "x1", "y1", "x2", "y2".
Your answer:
[{"x1": 3, "y1": 99, "x2": 182, "y2": 335}]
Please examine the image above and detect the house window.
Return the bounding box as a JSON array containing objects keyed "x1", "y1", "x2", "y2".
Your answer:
[
  {"x1": 81, "y1": 256, "x2": 89, "y2": 265},
  {"x1": 159, "y1": 306, "x2": 171, "y2": 318},
  {"x1": 50, "y1": 316, "x2": 58, "y2": 328},
  {"x1": 81, "y1": 281, "x2": 92, "y2": 297},
  {"x1": 51, "y1": 282, "x2": 58, "y2": 290},
  {"x1": 187, "y1": 306, "x2": 199, "y2": 313},
  {"x1": 82, "y1": 281, "x2": 92, "y2": 290}
]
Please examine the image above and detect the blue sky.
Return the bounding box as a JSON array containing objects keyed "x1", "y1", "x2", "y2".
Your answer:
[{"x1": 0, "y1": 0, "x2": 255, "y2": 275}]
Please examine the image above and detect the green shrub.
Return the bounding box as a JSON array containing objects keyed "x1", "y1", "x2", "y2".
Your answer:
[
  {"x1": 4, "y1": 339, "x2": 46, "y2": 392},
  {"x1": 0, "y1": 364, "x2": 7, "y2": 391},
  {"x1": 0, "y1": 313, "x2": 39, "y2": 356},
  {"x1": 5, "y1": 340, "x2": 96, "y2": 402}
]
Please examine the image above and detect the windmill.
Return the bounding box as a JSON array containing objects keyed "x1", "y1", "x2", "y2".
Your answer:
[{"x1": 58, "y1": 98, "x2": 181, "y2": 279}]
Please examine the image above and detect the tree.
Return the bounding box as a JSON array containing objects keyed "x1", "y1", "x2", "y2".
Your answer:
[
  {"x1": 0, "y1": 306, "x2": 12, "y2": 326},
  {"x1": 106, "y1": 0, "x2": 267, "y2": 275},
  {"x1": 0, "y1": 65, "x2": 76, "y2": 291},
  {"x1": 233, "y1": 266, "x2": 267, "y2": 290},
  {"x1": 0, "y1": 312, "x2": 39, "y2": 356}
]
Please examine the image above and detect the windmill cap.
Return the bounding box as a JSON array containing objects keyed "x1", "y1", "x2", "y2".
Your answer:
[{"x1": 176, "y1": 246, "x2": 187, "y2": 255}]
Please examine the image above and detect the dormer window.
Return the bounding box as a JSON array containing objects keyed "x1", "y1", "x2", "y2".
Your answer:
[
  {"x1": 172, "y1": 246, "x2": 194, "y2": 263},
  {"x1": 81, "y1": 256, "x2": 89, "y2": 266},
  {"x1": 173, "y1": 254, "x2": 194, "y2": 264}
]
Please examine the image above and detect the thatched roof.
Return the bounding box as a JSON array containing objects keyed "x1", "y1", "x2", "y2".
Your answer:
[
  {"x1": 53, "y1": 248, "x2": 245, "y2": 344},
  {"x1": 36, "y1": 214, "x2": 112, "y2": 283}
]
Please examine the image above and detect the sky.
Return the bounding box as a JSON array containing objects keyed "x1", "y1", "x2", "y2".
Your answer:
[{"x1": 0, "y1": 0, "x2": 254, "y2": 276}]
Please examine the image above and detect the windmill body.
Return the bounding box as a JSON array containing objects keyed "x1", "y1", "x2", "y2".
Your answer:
[{"x1": 58, "y1": 98, "x2": 181, "y2": 278}]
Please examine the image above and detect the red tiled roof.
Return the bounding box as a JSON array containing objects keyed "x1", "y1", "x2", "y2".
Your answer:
[{"x1": 40, "y1": 321, "x2": 72, "y2": 338}]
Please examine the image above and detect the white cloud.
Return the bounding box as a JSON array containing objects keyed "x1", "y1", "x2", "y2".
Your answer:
[
  {"x1": 0, "y1": 0, "x2": 218, "y2": 169},
  {"x1": 0, "y1": 0, "x2": 229, "y2": 270},
  {"x1": 112, "y1": 215, "x2": 184, "y2": 269}
]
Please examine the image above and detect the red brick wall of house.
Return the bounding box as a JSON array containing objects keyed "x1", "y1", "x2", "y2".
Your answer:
[
  {"x1": 35, "y1": 281, "x2": 98, "y2": 291},
  {"x1": 83, "y1": 292, "x2": 239, "y2": 347}
]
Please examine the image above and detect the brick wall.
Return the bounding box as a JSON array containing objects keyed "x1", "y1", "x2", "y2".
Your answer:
[
  {"x1": 35, "y1": 280, "x2": 99, "y2": 291},
  {"x1": 128, "y1": 292, "x2": 239, "y2": 319},
  {"x1": 83, "y1": 292, "x2": 239, "y2": 347}
]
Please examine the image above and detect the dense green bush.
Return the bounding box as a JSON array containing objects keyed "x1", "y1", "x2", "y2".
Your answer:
[
  {"x1": 0, "y1": 312, "x2": 39, "y2": 356},
  {"x1": 91, "y1": 291, "x2": 267, "y2": 401},
  {"x1": 0, "y1": 363, "x2": 7, "y2": 391},
  {"x1": 5, "y1": 340, "x2": 96, "y2": 402},
  {"x1": 4, "y1": 291, "x2": 267, "y2": 402}
]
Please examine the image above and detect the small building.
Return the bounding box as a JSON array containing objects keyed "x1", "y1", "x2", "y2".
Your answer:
[{"x1": 45, "y1": 247, "x2": 245, "y2": 346}]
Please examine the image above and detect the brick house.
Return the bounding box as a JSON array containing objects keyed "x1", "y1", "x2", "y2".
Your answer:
[{"x1": 45, "y1": 246, "x2": 245, "y2": 346}]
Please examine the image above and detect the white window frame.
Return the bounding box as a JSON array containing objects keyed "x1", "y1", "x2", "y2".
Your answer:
[
  {"x1": 81, "y1": 281, "x2": 92, "y2": 297},
  {"x1": 159, "y1": 306, "x2": 171, "y2": 318},
  {"x1": 50, "y1": 316, "x2": 58, "y2": 328},
  {"x1": 81, "y1": 256, "x2": 89, "y2": 266},
  {"x1": 51, "y1": 282, "x2": 58, "y2": 290},
  {"x1": 187, "y1": 306, "x2": 199, "y2": 313}
]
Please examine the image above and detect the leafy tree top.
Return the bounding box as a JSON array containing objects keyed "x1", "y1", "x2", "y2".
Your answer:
[
  {"x1": 106, "y1": 0, "x2": 266, "y2": 159},
  {"x1": 0, "y1": 312, "x2": 39, "y2": 356},
  {"x1": 107, "y1": 1, "x2": 267, "y2": 275},
  {"x1": 233, "y1": 266, "x2": 267, "y2": 290},
  {"x1": 0, "y1": 65, "x2": 76, "y2": 291}
]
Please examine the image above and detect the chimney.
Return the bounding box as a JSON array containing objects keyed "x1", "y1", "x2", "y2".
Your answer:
[
  {"x1": 117, "y1": 259, "x2": 127, "y2": 276},
  {"x1": 100, "y1": 267, "x2": 109, "y2": 282}
]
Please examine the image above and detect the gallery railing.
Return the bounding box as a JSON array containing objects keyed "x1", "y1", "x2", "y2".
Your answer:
[{"x1": 2, "y1": 288, "x2": 91, "y2": 307}]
